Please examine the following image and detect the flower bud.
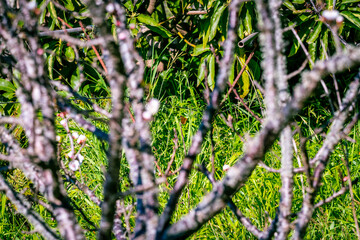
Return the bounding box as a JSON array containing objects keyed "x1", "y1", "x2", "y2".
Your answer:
[
  {"x1": 322, "y1": 10, "x2": 343, "y2": 27},
  {"x1": 77, "y1": 135, "x2": 87, "y2": 144},
  {"x1": 146, "y1": 98, "x2": 160, "y2": 115},
  {"x1": 106, "y1": 3, "x2": 115, "y2": 13},
  {"x1": 322, "y1": 10, "x2": 340, "y2": 22},
  {"x1": 60, "y1": 119, "x2": 67, "y2": 127},
  {"x1": 223, "y1": 164, "x2": 230, "y2": 172},
  {"x1": 67, "y1": 151, "x2": 74, "y2": 159},
  {"x1": 72, "y1": 132, "x2": 79, "y2": 139},
  {"x1": 69, "y1": 160, "x2": 80, "y2": 171},
  {"x1": 142, "y1": 111, "x2": 152, "y2": 121},
  {"x1": 57, "y1": 112, "x2": 67, "y2": 118}
]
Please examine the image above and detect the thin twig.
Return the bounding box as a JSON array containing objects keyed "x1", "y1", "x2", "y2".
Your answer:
[
  {"x1": 232, "y1": 87, "x2": 262, "y2": 123},
  {"x1": 79, "y1": 21, "x2": 108, "y2": 74},
  {"x1": 165, "y1": 129, "x2": 179, "y2": 176},
  {"x1": 196, "y1": 164, "x2": 263, "y2": 239},
  {"x1": 286, "y1": 59, "x2": 308, "y2": 80},
  {"x1": 341, "y1": 145, "x2": 360, "y2": 239},
  {"x1": 220, "y1": 47, "x2": 256, "y2": 108}
]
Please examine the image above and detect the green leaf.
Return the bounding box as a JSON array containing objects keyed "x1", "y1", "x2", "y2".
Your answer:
[
  {"x1": 240, "y1": 71, "x2": 250, "y2": 98},
  {"x1": 238, "y1": 21, "x2": 244, "y2": 39},
  {"x1": 341, "y1": 0, "x2": 360, "y2": 4},
  {"x1": 248, "y1": 59, "x2": 261, "y2": 81},
  {"x1": 57, "y1": 90, "x2": 68, "y2": 98},
  {"x1": 137, "y1": 14, "x2": 172, "y2": 38},
  {"x1": 134, "y1": 0, "x2": 144, "y2": 12},
  {"x1": 197, "y1": 56, "x2": 207, "y2": 87},
  {"x1": 347, "y1": 7, "x2": 360, "y2": 12},
  {"x1": 320, "y1": 29, "x2": 329, "y2": 60},
  {"x1": 56, "y1": 42, "x2": 63, "y2": 66},
  {"x1": 47, "y1": 53, "x2": 55, "y2": 80},
  {"x1": 307, "y1": 21, "x2": 323, "y2": 44},
  {"x1": 244, "y1": 5, "x2": 253, "y2": 35},
  {"x1": 237, "y1": 57, "x2": 250, "y2": 98},
  {"x1": 283, "y1": 0, "x2": 296, "y2": 11},
  {"x1": 208, "y1": 54, "x2": 215, "y2": 90},
  {"x1": 65, "y1": 47, "x2": 75, "y2": 62},
  {"x1": 123, "y1": 0, "x2": 134, "y2": 12},
  {"x1": 219, "y1": 7, "x2": 229, "y2": 38},
  {"x1": 341, "y1": 11, "x2": 360, "y2": 30},
  {"x1": 0, "y1": 79, "x2": 16, "y2": 92},
  {"x1": 3, "y1": 92, "x2": 15, "y2": 99},
  {"x1": 292, "y1": 0, "x2": 305, "y2": 4},
  {"x1": 228, "y1": 57, "x2": 236, "y2": 85},
  {"x1": 204, "y1": 4, "x2": 227, "y2": 45},
  {"x1": 48, "y1": 2, "x2": 59, "y2": 27},
  {"x1": 330, "y1": 221, "x2": 335, "y2": 230},
  {"x1": 192, "y1": 45, "x2": 210, "y2": 56},
  {"x1": 288, "y1": 15, "x2": 313, "y2": 28},
  {"x1": 208, "y1": 4, "x2": 227, "y2": 42},
  {"x1": 71, "y1": 67, "x2": 80, "y2": 89},
  {"x1": 137, "y1": 14, "x2": 158, "y2": 25},
  {"x1": 75, "y1": 9, "x2": 90, "y2": 20},
  {"x1": 63, "y1": 0, "x2": 74, "y2": 11},
  {"x1": 288, "y1": 22, "x2": 312, "y2": 56},
  {"x1": 49, "y1": 18, "x2": 56, "y2": 30},
  {"x1": 13, "y1": 69, "x2": 21, "y2": 83},
  {"x1": 237, "y1": 3, "x2": 245, "y2": 39},
  {"x1": 129, "y1": 18, "x2": 138, "y2": 36},
  {"x1": 1, "y1": 194, "x2": 6, "y2": 218},
  {"x1": 308, "y1": 41, "x2": 317, "y2": 69},
  {"x1": 38, "y1": 0, "x2": 47, "y2": 25},
  {"x1": 326, "y1": 0, "x2": 333, "y2": 10},
  {"x1": 146, "y1": 25, "x2": 172, "y2": 38}
]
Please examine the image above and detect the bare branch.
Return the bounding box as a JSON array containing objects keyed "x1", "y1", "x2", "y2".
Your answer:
[
  {"x1": 294, "y1": 73, "x2": 360, "y2": 239},
  {"x1": 0, "y1": 174, "x2": 60, "y2": 240},
  {"x1": 162, "y1": 47, "x2": 360, "y2": 240},
  {"x1": 157, "y1": 1, "x2": 244, "y2": 236}
]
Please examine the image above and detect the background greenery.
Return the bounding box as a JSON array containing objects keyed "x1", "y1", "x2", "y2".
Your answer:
[{"x1": 1, "y1": 0, "x2": 360, "y2": 238}]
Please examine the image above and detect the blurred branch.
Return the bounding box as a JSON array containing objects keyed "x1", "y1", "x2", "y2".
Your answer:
[
  {"x1": 0, "y1": 116, "x2": 23, "y2": 125},
  {"x1": 39, "y1": 25, "x2": 94, "y2": 37}
]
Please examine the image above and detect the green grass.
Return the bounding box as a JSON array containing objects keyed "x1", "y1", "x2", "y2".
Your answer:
[{"x1": 1, "y1": 68, "x2": 360, "y2": 240}]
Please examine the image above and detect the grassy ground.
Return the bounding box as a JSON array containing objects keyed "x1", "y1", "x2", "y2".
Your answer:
[{"x1": 1, "y1": 67, "x2": 360, "y2": 239}]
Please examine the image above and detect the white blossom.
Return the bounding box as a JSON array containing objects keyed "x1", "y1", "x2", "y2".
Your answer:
[
  {"x1": 322, "y1": 10, "x2": 340, "y2": 21},
  {"x1": 106, "y1": 3, "x2": 115, "y2": 13},
  {"x1": 67, "y1": 151, "x2": 74, "y2": 159},
  {"x1": 69, "y1": 160, "x2": 80, "y2": 171},
  {"x1": 146, "y1": 98, "x2": 160, "y2": 115},
  {"x1": 60, "y1": 119, "x2": 67, "y2": 127},
  {"x1": 72, "y1": 132, "x2": 79, "y2": 139},
  {"x1": 223, "y1": 164, "x2": 230, "y2": 172},
  {"x1": 336, "y1": 15, "x2": 344, "y2": 24},
  {"x1": 142, "y1": 111, "x2": 152, "y2": 121},
  {"x1": 77, "y1": 135, "x2": 87, "y2": 144}
]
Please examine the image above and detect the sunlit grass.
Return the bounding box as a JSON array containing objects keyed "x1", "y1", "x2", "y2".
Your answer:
[{"x1": 1, "y1": 71, "x2": 360, "y2": 239}]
